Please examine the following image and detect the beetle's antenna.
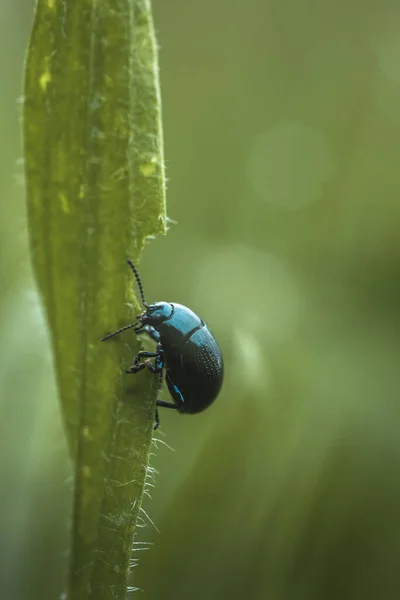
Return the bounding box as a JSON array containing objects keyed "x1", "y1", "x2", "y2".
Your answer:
[
  {"x1": 101, "y1": 320, "x2": 140, "y2": 342},
  {"x1": 127, "y1": 259, "x2": 149, "y2": 308}
]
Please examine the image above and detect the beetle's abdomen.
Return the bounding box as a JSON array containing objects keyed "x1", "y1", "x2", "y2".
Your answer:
[
  {"x1": 170, "y1": 326, "x2": 224, "y2": 414},
  {"x1": 187, "y1": 328, "x2": 223, "y2": 384}
]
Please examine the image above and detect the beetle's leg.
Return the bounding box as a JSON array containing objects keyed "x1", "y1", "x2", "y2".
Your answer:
[
  {"x1": 152, "y1": 370, "x2": 165, "y2": 430},
  {"x1": 126, "y1": 346, "x2": 163, "y2": 374},
  {"x1": 156, "y1": 400, "x2": 179, "y2": 410},
  {"x1": 126, "y1": 355, "x2": 152, "y2": 374},
  {"x1": 132, "y1": 350, "x2": 160, "y2": 360},
  {"x1": 154, "y1": 406, "x2": 160, "y2": 430},
  {"x1": 145, "y1": 348, "x2": 164, "y2": 375},
  {"x1": 135, "y1": 324, "x2": 161, "y2": 343},
  {"x1": 153, "y1": 370, "x2": 182, "y2": 424},
  {"x1": 126, "y1": 361, "x2": 146, "y2": 374},
  {"x1": 156, "y1": 376, "x2": 184, "y2": 411},
  {"x1": 144, "y1": 356, "x2": 163, "y2": 374},
  {"x1": 165, "y1": 371, "x2": 185, "y2": 410}
]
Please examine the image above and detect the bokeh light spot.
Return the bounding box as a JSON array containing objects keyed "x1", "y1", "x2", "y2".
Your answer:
[
  {"x1": 196, "y1": 245, "x2": 302, "y2": 344},
  {"x1": 231, "y1": 327, "x2": 273, "y2": 394},
  {"x1": 378, "y1": 38, "x2": 400, "y2": 86}
]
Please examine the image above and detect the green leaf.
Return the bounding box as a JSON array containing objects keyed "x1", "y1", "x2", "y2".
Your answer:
[{"x1": 23, "y1": 1, "x2": 166, "y2": 598}]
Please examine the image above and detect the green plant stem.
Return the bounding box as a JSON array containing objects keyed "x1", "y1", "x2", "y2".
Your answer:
[{"x1": 23, "y1": 1, "x2": 166, "y2": 599}]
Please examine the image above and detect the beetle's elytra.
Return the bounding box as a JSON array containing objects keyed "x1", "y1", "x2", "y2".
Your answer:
[{"x1": 101, "y1": 260, "x2": 224, "y2": 429}]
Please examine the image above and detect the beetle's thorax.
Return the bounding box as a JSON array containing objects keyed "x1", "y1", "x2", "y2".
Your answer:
[
  {"x1": 155, "y1": 303, "x2": 203, "y2": 340},
  {"x1": 142, "y1": 301, "x2": 174, "y2": 326}
]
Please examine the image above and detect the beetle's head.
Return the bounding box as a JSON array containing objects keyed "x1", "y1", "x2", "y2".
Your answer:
[
  {"x1": 101, "y1": 260, "x2": 171, "y2": 342},
  {"x1": 142, "y1": 301, "x2": 173, "y2": 325}
]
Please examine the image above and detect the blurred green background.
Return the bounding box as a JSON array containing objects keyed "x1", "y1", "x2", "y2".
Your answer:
[{"x1": 2, "y1": 1, "x2": 400, "y2": 599}]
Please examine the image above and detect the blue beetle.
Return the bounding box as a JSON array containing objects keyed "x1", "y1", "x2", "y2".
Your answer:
[{"x1": 102, "y1": 260, "x2": 224, "y2": 428}]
